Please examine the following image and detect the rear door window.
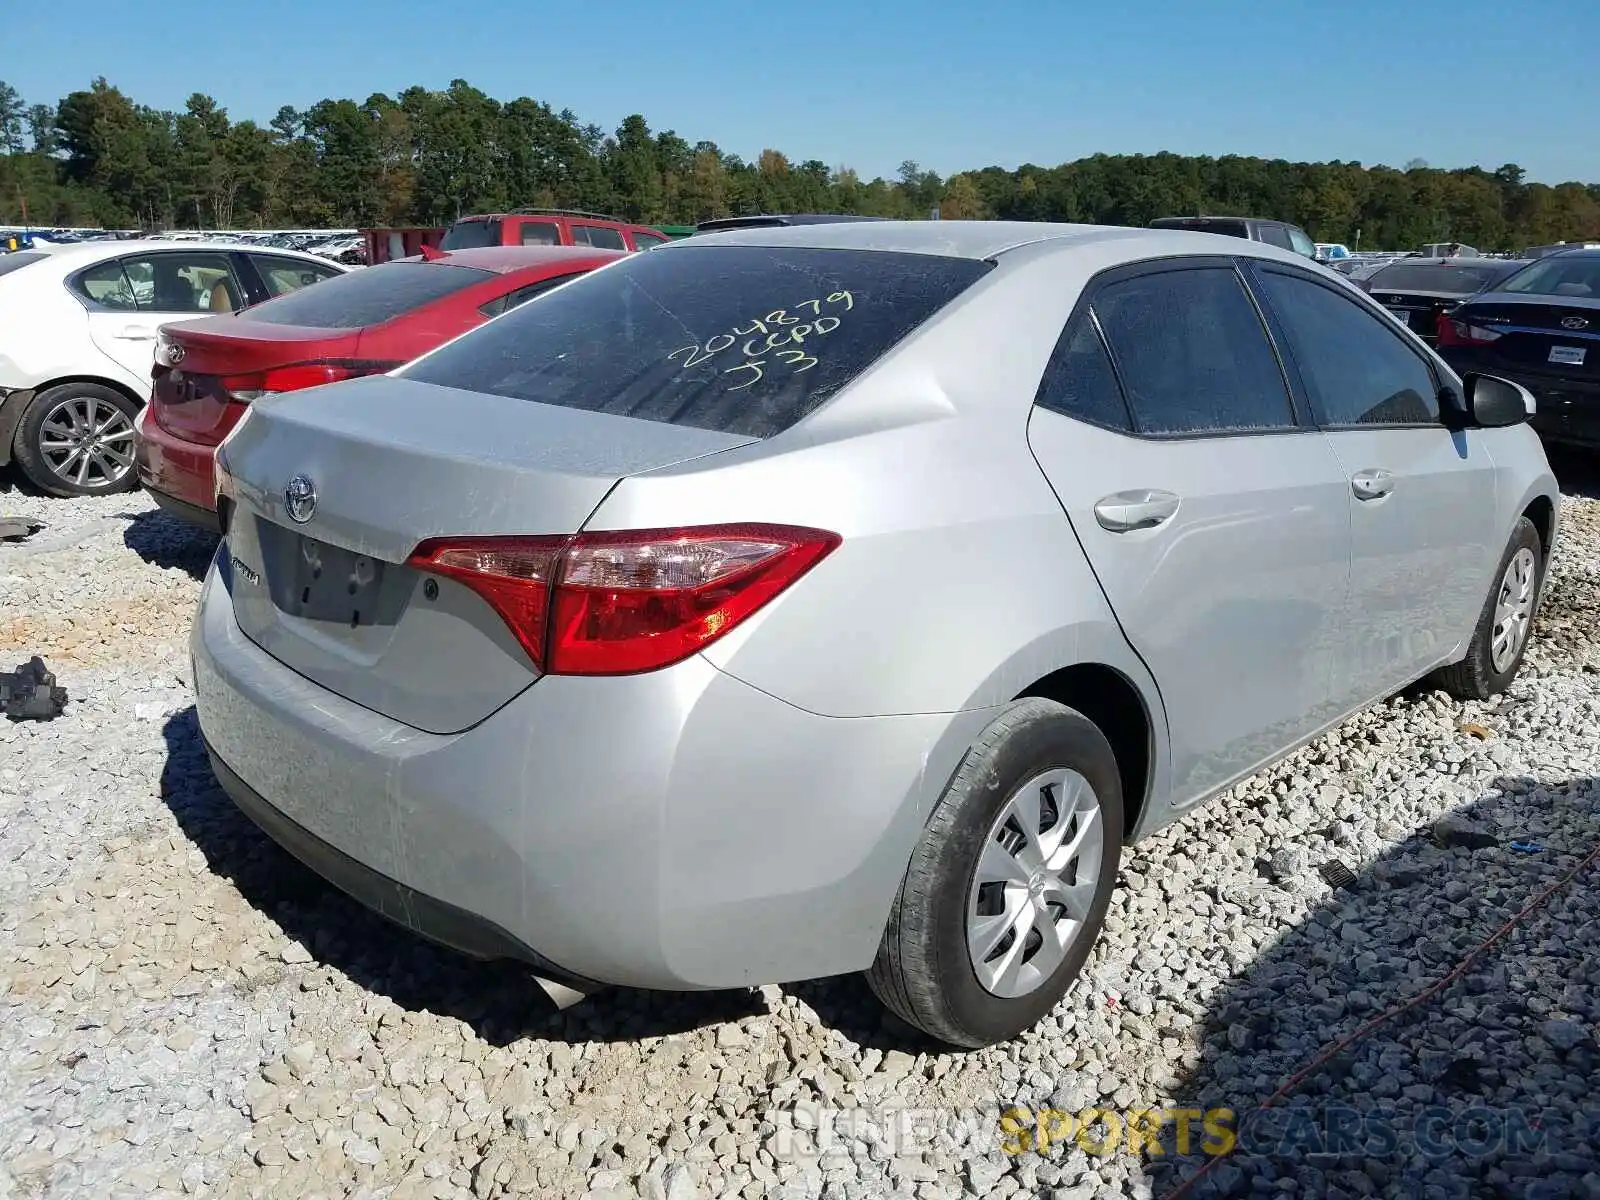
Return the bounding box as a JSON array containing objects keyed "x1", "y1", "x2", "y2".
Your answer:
[
  {"x1": 71, "y1": 260, "x2": 140, "y2": 310},
  {"x1": 238, "y1": 261, "x2": 495, "y2": 328},
  {"x1": 439, "y1": 219, "x2": 502, "y2": 251},
  {"x1": 1258, "y1": 224, "x2": 1295, "y2": 250},
  {"x1": 572, "y1": 224, "x2": 628, "y2": 250},
  {"x1": 1091, "y1": 266, "x2": 1295, "y2": 435},
  {"x1": 401, "y1": 245, "x2": 992, "y2": 438},
  {"x1": 251, "y1": 254, "x2": 344, "y2": 297},
  {"x1": 518, "y1": 221, "x2": 561, "y2": 246},
  {"x1": 632, "y1": 231, "x2": 669, "y2": 250},
  {"x1": 1033, "y1": 316, "x2": 1133, "y2": 432}
]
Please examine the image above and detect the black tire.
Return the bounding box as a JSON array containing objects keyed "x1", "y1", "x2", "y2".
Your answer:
[
  {"x1": 12, "y1": 382, "x2": 142, "y2": 498},
  {"x1": 867, "y1": 697, "x2": 1123, "y2": 1048},
  {"x1": 1431, "y1": 515, "x2": 1544, "y2": 701}
]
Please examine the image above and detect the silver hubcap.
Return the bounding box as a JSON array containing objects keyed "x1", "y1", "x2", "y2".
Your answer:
[
  {"x1": 39, "y1": 395, "x2": 135, "y2": 489},
  {"x1": 1490, "y1": 546, "x2": 1537, "y2": 673},
  {"x1": 967, "y1": 768, "x2": 1104, "y2": 999}
]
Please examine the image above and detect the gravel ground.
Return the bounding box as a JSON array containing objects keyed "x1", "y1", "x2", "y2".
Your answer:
[{"x1": 1, "y1": 464, "x2": 1598, "y2": 1200}]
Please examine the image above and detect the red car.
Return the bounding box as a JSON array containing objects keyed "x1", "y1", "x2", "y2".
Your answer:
[{"x1": 135, "y1": 245, "x2": 623, "y2": 530}]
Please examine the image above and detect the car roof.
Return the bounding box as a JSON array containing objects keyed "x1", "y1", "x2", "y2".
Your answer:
[
  {"x1": 29, "y1": 239, "x2": 331, "y2": 270},
  {"x1": 395, "y1": 246, "x2": 626, "y2": 274},
  {"x1": 661, "y1": 218, "x2": 1319, "y2": 264}
]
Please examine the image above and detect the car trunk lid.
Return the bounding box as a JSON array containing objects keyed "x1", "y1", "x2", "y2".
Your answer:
[
  {"x1": 217, "y1": 375, "x2": 755, "y2": 732},
  {"x1": 152, "y1": 321, "x2": 370, "y2": 447},
  {"x1": 1453, "y1": 295, "x2": 1600, "y2": 378}
]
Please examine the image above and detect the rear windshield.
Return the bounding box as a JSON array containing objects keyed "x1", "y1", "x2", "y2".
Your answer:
[
  {"x1": 400, "y1": 245, "x2": 992, "y2": 438},
  {"x1": 238, "y1": 261, "x2": 494, "y2": 329},
  {"x1": 1367, "y1": 262, "x2": 1518, "y2": 294},
  {"x1": 1154, "y1": 219, "x2": 1249, "y2": 238},
  {"x1": 1497, "y1": 256, "x2": 1600, "y2": 300},
  {"x1": 0, "y1": 251, "x2": 47, "y2": 279},
  {"x1": 439, "y1": 219, "x2": 502, "y2": 251}
]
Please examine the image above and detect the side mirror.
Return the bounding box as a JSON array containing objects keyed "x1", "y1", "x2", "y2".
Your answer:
[{"x1": 1463, "y1": 373, "x2": 1534, "y2": 428}]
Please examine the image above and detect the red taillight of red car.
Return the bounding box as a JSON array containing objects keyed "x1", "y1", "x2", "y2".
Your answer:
[
  {"x1": 1436, "y1": 315, "x2": 1504, "y2": 347},
  {"x1": 407, "y1": 524, "x2": 841, "y2": 675},
  {"x1": 220, "y1": 360, "x2": 400, "y2": 402}
]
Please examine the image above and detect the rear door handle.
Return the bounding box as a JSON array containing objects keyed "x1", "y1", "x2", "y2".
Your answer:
[
  {"x1": 1351, "y1": 468, "x2": 1395, "y2": 501},
  {"x1": 115, "y1": 325, "x2": 156, "y2": 341},
  {"x1": 1093, "y1": 489, "x2": 1180, "y2": 533}
]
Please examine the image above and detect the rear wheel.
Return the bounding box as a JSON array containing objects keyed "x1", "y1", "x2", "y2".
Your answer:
[
  {"x1": 13, "y1": 383, "x2": 141, "y2": 497},
  {"x1": 867, "y1": 698, "x2": 1122, "y2": 1048},
  {"x1": 1431, "y1": 516, "x2": 1543, "y2": 701}
]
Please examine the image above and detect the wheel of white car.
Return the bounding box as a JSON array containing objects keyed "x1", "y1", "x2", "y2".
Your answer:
[
  {"x1": 867, "y1": 697, "x2": 1123, "y2": 1048},
  {"x1": 1431, "y1": 515, "x2": 1544, "y2": 701},
  {"x1": 12, "y1": 382, "x2": 142, "y2": 498}
]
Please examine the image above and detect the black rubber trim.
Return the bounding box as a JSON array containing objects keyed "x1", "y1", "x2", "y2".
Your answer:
[
  {"x1": 204, "y1": 742, "x2": 602, "y2": 990},
  {"x1": 0, "y1": 387, "x2": 35, "y2": 466},
  {"x1": 146, "y1": 487, "x2": 223, "y2": 533}
]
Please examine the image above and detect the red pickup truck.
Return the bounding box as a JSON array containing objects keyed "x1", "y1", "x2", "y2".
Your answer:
[{"x1": 363, "y1": 209, "x2": 670, "y2": 264}]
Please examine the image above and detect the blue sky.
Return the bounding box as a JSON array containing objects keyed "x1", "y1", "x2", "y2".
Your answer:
[{"x1": 10, "y1": 0, "x2": 1598, "y2": 183}]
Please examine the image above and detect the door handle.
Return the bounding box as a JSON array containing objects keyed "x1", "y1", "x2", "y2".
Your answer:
[
  {"x1": 115, "y1": 325, "x2": 156, "y2": 341},
  {"x1": 1093, "y1": 489, "x2": 1180, "y2": 533},
  {"x1": 1351, "y1": 468, "x2": 1395, "y2": 501}
]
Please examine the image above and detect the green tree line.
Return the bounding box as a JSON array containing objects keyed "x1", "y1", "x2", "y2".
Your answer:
[{"x1": 3, "y1": 76, "x2": 1599, "y2": 250}]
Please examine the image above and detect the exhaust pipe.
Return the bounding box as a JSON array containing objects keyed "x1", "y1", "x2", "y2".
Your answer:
[{"x1": 533, "y1": 974, "x2": 589, "y2": 1010}]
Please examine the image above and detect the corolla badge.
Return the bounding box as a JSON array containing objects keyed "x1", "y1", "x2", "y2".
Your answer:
[
  {"x1": 1561, "y1": 316, "x2": 1589, "y2": 330},
  {"x1": 284, "y1": 474, "x2": 317, "y2": 524}
]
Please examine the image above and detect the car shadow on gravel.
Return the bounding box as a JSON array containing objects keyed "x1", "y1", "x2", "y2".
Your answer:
[
  {"x1": 122, "y1": 508, "x2": 218, "y2": 579},
  {"x1": 1144, "y1": 776, "x2": 1600, "y2": 1199},
  {"x1": 159, "y1": 706, "x2": 772, "y2": 1046},
  {"x1": 1547, "y1": 446, "x2": 1600, "y2": 501}
]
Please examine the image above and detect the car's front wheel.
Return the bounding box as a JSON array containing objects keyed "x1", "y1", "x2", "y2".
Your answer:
[
  {"x1": 1432, "y1": 515, "x2": 1544, "y2": 701},
  {"x1": 12, "y1": 382, "x2": 142, "y2": 498},
  {"x1": 867, "y1": 698, "x2": 1123, "y2": 1048}
]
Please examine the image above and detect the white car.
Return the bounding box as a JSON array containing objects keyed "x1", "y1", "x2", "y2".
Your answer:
[{"x1": 0, "y1": 240, "x2": 348, "y2": 496}]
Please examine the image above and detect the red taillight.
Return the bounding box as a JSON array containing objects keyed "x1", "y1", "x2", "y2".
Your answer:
[
  {"x1": 406, "y1": 524, "x2": 841, "y2": 675},
  {"x1": 221, "y1": 360, "x2": 399, "y2": 402},
  {"x1": 1436, "y1": 315, "x2": 1503, "y2": 347}
]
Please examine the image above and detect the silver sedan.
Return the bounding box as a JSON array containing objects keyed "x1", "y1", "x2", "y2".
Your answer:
[{"x1": 193, "y1": 220, "x2": 1559, "y2": 1047}]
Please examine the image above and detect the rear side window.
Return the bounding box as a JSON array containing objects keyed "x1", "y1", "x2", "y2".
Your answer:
[
  {"x1": 1288, "y1": 227, "x2": 1318, "y2": 258},
  {"x1": 239, "y1": 262, "x2": 494, "y2": 328},
  {"x1": 478, "y1": 272, "x2": 583, "y2": 317},
  {"x1": 1258, "y1": 225, "x2": 1294, "y2": 250},
  {"x1": 633, "y1": 232, "x2": 669, "y2": 250},
  {"x1": 439, "y1": 219, "x2": 502, "y2": 251},
  {"x1": 518, "y1": 221, "x2": 561, "y2": 246},
  {"x1": 401, "y1": 245, "x2": 992, "y2": 438},
  {"x1": 1256, "y1": 270, "x2": 1439, "y2": 427},
  {"x1": 71, "y1": 260, "x2": 140, "y2": 310},
  {"x1": 252, "y1": 254, "x2": 343, "y2": 297},
  {"x1": 573, "y1": 225, "x2": 627, "y2": 251},
  {"x1": 1034, "y1": 317, "x2": 1132, "y2": 432},
  {"x1": 1092, "y1": 267, "x2": 1294, "y2": 435}
]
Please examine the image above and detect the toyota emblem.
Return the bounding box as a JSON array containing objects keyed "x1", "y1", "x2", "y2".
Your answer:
[
  {"x1": 284, "y1": 474, "x2": 317, "y2": 524},
  {"x1": 165, "y1": 342, "x2": 185, "y2": 365},
  {"x1": 1561, "y1": 316, "x2": 1589, "y2": 330}
]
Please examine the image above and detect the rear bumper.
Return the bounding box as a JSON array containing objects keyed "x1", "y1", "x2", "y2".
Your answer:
[
  {"x1": 191, "y1": 555, "x2": 989, "y2": 990},
  {"x1": 135, "y1": 403, "x2": 220, "y2": 516},
  {"x1": 206, "y1": 744, "x2": 601, "y2": 990}
]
